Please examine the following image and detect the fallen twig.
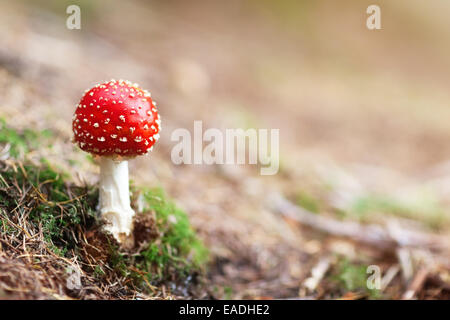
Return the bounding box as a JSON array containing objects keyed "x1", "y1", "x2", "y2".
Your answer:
[
  {"x1": 268, "y1": 193, "x2": 447, "y2": 252},
  {"x1": 397, "y1": 248, "x2": 414, "y2": 283},
  {"x1": 402, "y1": 268, "x2": 429, "y2": 300},
  {"x1": 301, "y1": 256, "x2": 332, "y2": 295}
]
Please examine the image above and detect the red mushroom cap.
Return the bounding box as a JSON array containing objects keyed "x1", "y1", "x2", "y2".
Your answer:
[{"x1": 72, "y1": 79, "x2": 161, "y2": 157}]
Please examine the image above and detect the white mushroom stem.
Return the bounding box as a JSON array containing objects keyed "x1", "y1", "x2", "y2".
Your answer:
[{"x1": 98, "y1": 157, "x2": 135, "y2": 242}]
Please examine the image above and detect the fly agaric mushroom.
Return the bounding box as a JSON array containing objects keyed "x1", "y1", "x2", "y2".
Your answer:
[{"x1": 72, "y1": 79, "x2": 161, "y2": 242}]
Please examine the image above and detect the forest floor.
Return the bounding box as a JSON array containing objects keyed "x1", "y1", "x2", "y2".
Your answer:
[{"x1": 0, "y1": 0, "x2": 450, "y2": 299}]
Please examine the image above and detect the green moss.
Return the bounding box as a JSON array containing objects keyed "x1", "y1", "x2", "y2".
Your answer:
[
  {"x1": 0, "y1": 122, "x2": 208, "y2": 296},
  {"x1": 108, "y1": 188, "x2": 209, "y2": 286},
  {"x1": 0, "y1": 122, "x2": 86, "y2": 255},
  {"x1": 85, "y1": 154, "x2": 96, "y2": 164},
  {"x1": 350, "y1": 192, "x2": 446, "y2": 230},
  {"x1": 0, "y1": 118, "x2": 52, "y2": 158},
  {"x1": 108, "y1": 248, "x2": 130, "y2": 277},
  {"x1": 0, "y1": 162, "x2": 98, "y2": 256},
  {"x1": 143, "y1": 188, "x2": 208, "y2": 267},
  {"x1": 93, "y1": 265, "x2": 106, "y2": 278},
  {"x1": 223, "y1": 286, "x2": 233, "y2": 299},
  {"x1": 296, "y1": 191, "x2": 320, "y2": 213},
  {"x1": 332, "y1": 257, "x2": 382, "y2": 299},
  {"x1": 0, "y1": 211, "x2": 15, "y2": 235},
  {"x1": 1, "y1": 161, "x2": 208, "y2": 295}
]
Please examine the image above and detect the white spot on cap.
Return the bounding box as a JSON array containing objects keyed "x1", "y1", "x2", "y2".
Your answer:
[{"x1": 119, "y1": 137, "x2": 127, "y2": 142}]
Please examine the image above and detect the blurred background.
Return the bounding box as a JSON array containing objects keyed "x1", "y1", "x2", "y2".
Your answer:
[{"x1": 0, "y1": 0, "x2": 449, "y2": 299}]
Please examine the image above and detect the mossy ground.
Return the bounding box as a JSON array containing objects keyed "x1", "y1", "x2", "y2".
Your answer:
[
  {"x1": 0, "y1": 122, "x2": 208, "y2": 299},
  {"x1": 1, "y1": 119, "x2": 448, "y2": 300},
  {"x1": 329, "y1": 257, "x2": 383, "y2": 300}
]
